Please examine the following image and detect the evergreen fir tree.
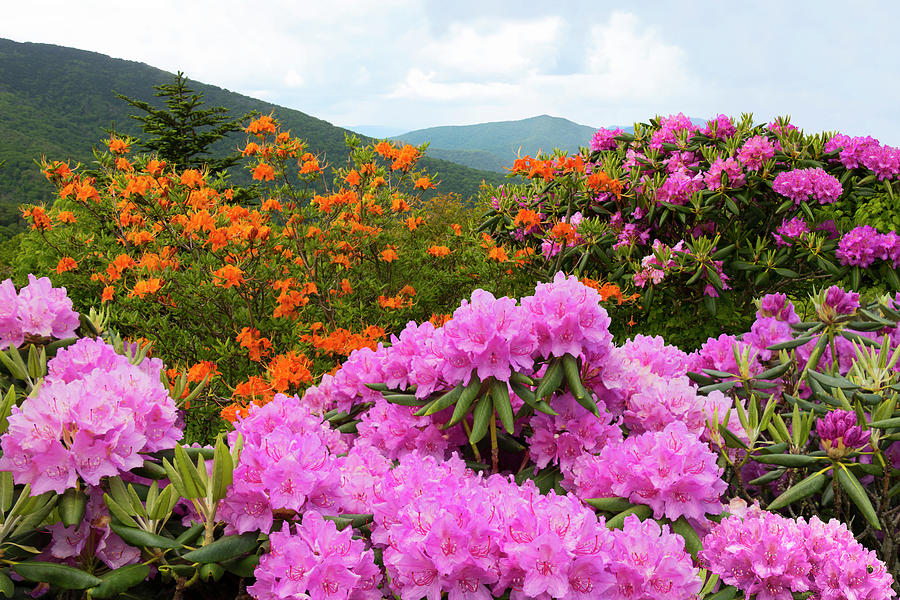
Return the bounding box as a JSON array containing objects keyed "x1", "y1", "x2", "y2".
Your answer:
[{"x1": 115, "y1": 72, "x2": 251, "y2": 175}]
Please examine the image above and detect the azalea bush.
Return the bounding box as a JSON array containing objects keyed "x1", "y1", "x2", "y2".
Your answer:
[
  {"x1": 1, "y1": 273, "x2": 898, "y2": 599},
  {"x1": 12, "y1": 116, "x2": 539, "y2": 442},
  {"x1": 477, "y1": 113, "x2": 900, "y2": 347}
]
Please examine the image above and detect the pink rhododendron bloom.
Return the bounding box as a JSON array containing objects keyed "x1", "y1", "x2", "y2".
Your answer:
[{"x1": 0, "y1": 275, "x2": 79, "y2": 349}]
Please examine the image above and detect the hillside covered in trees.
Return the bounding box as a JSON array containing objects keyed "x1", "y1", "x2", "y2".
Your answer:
[{"x1": 0, "y1": 38, "x2": 506, "y2": 237}]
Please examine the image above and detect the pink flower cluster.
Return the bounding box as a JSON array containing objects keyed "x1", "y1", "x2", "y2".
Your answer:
[
  {"x1": 355, "y1": 396, "x2": 467, "y2": 461},
  {"x1": 704, "y1": 157, "x2": 745, "y2": 190},
  {"x1": 825, "y1": 133, "x2": 900, "y2": 180},
  {"x1": 701, "y1": 504, "x2": 896, "y2": 600},
  {"x1": 45, "y1": 486, "x2": 140, "y2": 570},
  {"x1": 772, "y1": 167, "x2": 843, "y2": 204},
  {"x1": 649, "y1": 113, "x2": 697, "y2": 150},
  {"x1": 702, "y1": 114, "x2": 736, "y2": 139},
  {"x1": 772, "y1": 216, "x2": 810, "y2": 246},
  {"x1": 565, "y1": 421, "x2": 726, "y2": 523},
  {"x1": 737, "y1": 135, "x2": 776, "y2": 171},
  {"x1": 655, "y1": 169, "x2": 704, "y2": 205},
  {"x1": 589, "y1": 127, "x2": 623, "y2": 152},
  {"x1": 0, "y1": 275, "x2": 79, "y2": 349},
  {"x1": 249, "y1": 512, "x2": 381, "y2": 600},
  {"x1": 0, "y1": 338, "x2": 180, "y2": 494},
  {"x1": 520, "y1": 272, "x2": 613, "y2": 362},
  {"x1": 370, "y1": 453, "x2": 702, "y2": 600},
  {"x1": 221, "y1": 394, "x2": 349, "y2": 534},
  {"x1": 528, "y1": 393, "x2": 622, "y2": 471},
  {"x1": 837, "y1": 225, "x2": 900, "y2": 268}
]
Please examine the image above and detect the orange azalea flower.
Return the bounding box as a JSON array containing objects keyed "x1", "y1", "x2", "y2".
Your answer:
[
  {"x1": 427, "y1": 245, "x2": 450, "y2": 257},
  {"x1": 340, "y1": 278, "x2": 353, "y2": 294},
  {"x1": 56, "y1": 211, "x2": 77, "y2": 224},
  {"x1": 180, "y1": 169, "x2": 204, "y2": 188},
  {"x1": 405, "y1": 216, "x2": 424, "y2": 231},
  {"x1": 392, "y1": 145, "x2": 419, "y2": 171},
  {"x1": 488, "y1": 246, "x2": 508, "y2": 262},
  {"x1": 107, "y1": 137, "x2": 130, "y2": 154},
  {"x1": 22, "y1": 206, "x2": 52, "y2": 231},
  {"x1": 414, "y1": 176, "x2": 435, "y2": 190},
  {"x1": 252, "y1": 163, "x2": 276, "y2": 181},
  {"x1": 375, "y1": 141, "x2": 397, "y2": 159},
  {"x1": 377, "y1": 295, "x2": 403, "y2": 309},
  {"x1": 391, "y1": 196, "x2": 410, "y2": 212},
  {"x1": 115, "y1": 157, "x2": 133, "y2": 171},
  {"x1": 144, "y1": 159, "x2": 166, "y2": 176},
  {"x1": 450, "y1": 223, "x2": 462, "y2": 235},
  {"x1": 267, "y1": 351, "x2": 313, "y2": 392},
  {"x1": 429, "y1": 313, "x2": 452, "y2": 327},
  {"x1": 242, "y1": 142, "x2": 260, "y2": 156},
  {"x1": 55, "y1": 257, "x2": 77, "y2": 274},
  {"x1": 246, "y1": 115, "x2": 278, "y2": 136},
  {"x1": 43, "y1": 160, "x2": 73, "y2": 180},
  {"x1": 130, "y1": 278, "x2": 162, "y2": 298},
  {"x1": 331, "y1": 254, "x2": 351, "y2": 268},
  {"x1": 299, "y1": 158, "x2": 320, "y2": 174},
  {"x1": 187, "y1": 360, "x2": 219, "y2": 383},
  {"x1": 236, "y1": 328, "x2": 273, "y2": 362},
  {"x1": 399, "y1": 284, "x2": 416, "y2": 297},
  {"x1": 370, "y1": 176, "x2": 386, "y2": 188},
  {"x1": 213, "y1": 265, "x2": 245, "y2": 288},
  {"x1": 380, "y1": 247, "x2": 399, "y2": 262},
  {"x1": 344, "y1": 169, "x2": 361, "y2": 186},
  {"x1": 514, "y1": 209, "x2": 541, "y2": 229},
  {"x1": 101, "y1": 286, "x2": 115, "y2": 303},
  {"x1": 261, "y1": 198, "x2": 283, "y2": 211},
  {"x1": 550, "y1": 222, "x2": 579, "y2": 244}
]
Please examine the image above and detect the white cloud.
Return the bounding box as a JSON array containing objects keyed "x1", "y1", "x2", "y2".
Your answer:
[
  {"x1": 283, "y1": 69, "x2": 304, "y2": 88},
  {"x1": 388, "y1": 69, "x2": 518, "y2": 101},
  {"x1": 417, "y1": 17, "x2": 563, "y2": 79}
]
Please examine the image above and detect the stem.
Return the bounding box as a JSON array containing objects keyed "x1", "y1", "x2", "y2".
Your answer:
[
  {"x1": 461, "y1": 420, "x2": 482, "y2": 463},
  {"x1": 489, "y1": 412, "x2": 499, "y2": 474}
]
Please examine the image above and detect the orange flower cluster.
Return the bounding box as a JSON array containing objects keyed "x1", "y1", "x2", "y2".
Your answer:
[
  {"x1": 427, "y1": 245, "x2": 451, "y2": 257},
  {"x1": 586, "y1": 171, "x2": 623, "y2": 197},
  {"x1": 300, "y1": 325, "x2": 384, "y2": 357},
  {"x1": 236, "y1": 327, "x2": 273, "y2": 362}
]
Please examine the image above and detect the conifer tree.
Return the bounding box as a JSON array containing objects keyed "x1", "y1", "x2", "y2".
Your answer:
[{"x1": 115, "y1": 72, "x2": 250, "y2": 175}]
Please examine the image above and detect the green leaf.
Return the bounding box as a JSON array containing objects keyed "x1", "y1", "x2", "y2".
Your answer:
[
  {"x1": 767, "y1": 470, "x2": 827, "y2": 511},
  {"x1": 211, "y1": 434, "x2": 234, "y2": 504},
  {"x1": 221, "y1": 554, "x2": 260, "y2": 578},
  {"x1": 585, "y1": 497, "x2": 633, "y2": 513},
  {"x1": 706, "y1": 586, "x2": 738, "y2": 600},
  {"x1": 752, "y1": 453, "x2": 826, "y2": 467},
  {"x1": 58, "y1": 488, "x2": 86, "y2": 528},
  {"x1": 0, "y1": 572, "x2": 12, "y2": 598},
  {"x1": 420, "y1": 382, "x2": 464, "y2": 416},
  {"x1": 87, "y1": 564, "x2": 151, "y2": 598},
  {"x1": 868, "y1": 417, "x2": 900, "y2": 429},
  {"x1": 468, "y1": 395, "x2": 494, "y2": 444},
  {"x1": 671, "y1": 516, "x2": 702, "y2": 561},
  {"x1": 489, "y1": 379, "x2": 515, "y2": 435},
  {"x1": 445, "y1": 376, "x2": 482, "y2": 426},
  {"x1": 835, "y1": 465, "x2": 881, "y2": 530},
  {"x1": 103, "y1": 494, "x2": 139, "y2": 529},
  {"x1": 109, "y1": 522, "x2": 181, "y2": 549},
  {"x1": 535, "y1": 358, "x2": 563, "y2": 400},
  {"x1": 12, "y1": 562, "x2": 101, "y2": 590},
  {"x1": 180, "y1": 532, "x2": 259, "y2": 564},
  {"x1": 605, "y1": 504, "x2": 652, "y2": 530}
]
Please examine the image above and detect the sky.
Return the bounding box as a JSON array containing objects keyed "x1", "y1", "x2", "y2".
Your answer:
[{"x1": 2, "y1": 0, "x2": 899, "y2": 143}]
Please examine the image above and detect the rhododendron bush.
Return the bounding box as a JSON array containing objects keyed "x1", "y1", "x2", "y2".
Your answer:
[
  {"x1": 478, "y1": 113, "x2": 900, "y2": 346},
  {"x1": 0, "y1": 273, "x2": 898, "y2": 598}
]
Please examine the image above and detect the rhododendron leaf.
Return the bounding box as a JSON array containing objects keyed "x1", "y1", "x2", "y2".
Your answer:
[
  {"x1": 87, "y1": 564, "x2": 151, "y2": 599},
  {"x1": 807, "y1": 370, "x2": 857, "y2": 391},
  {"x1": 25, "y1": 345, "x2": 46, "y2": 380},
  {"x1": 109, "y1": 521, "x2": 181, "y2": 549},
  {"x1": 585, "y1": 497, "x2": 632, "y2": 513},
  {"x1": 836, "y1": 464, "x2": 881, "y2": 530},
  {"x1": 718, "y1": 423, "x2": 749, "y2": 450},
  {"x1": 752, "y1": 453, "x2": 824, "y2": 467},
  {"x1": 180, "y1": 532, "x2": 258, "y2": 563},
  {"x1": 420, "y1": 383, "x2": 464, "y2": 416},
  {"x1": 496, "y1": 431, "x2": 526, "y2": 452},
  {"x1": 364, "y1": 382, "x2": 390, "y2": 392},
  {"x1": 220, "y1": 553, "x2": 259, "y2": 578},
  {"x1": 211, "y1": 435, "x2": 233, "y2": 504},
  {"x1": 445, "y1": 376, "x2": 482, "y2": 427},
  {"x1": 336, "y1": 421, "x2": 359, "y2": 434},
  {"x1": 489, "y1": 379, "x2": 515, "y2": 434},
  {"x1": 148, "y1": 485, "x2": 174, "y2": 521},
  {"x1": 12, "y1": 563, "x2": 101, "y2": 590},
  {"x1": 755, "y1": 361, "x2": 792, "y2": 380},
  {"x1": 869, "y1": 417, "x2": 900, "y2": 429},
  {"x1": 701, "y1": 368, "x2": 735, "y2": 379},
  {"x1": 840, "y1": 331, "x2": 881, "y2": 348},
  {"x1": 509, "y1": 372, "x2": 535, "y2": 387},
  {"x1": 58, "y1": 488, "x2": 86, "y2": 528},
  {"x1": 0, "y1": 471, "x2": 12, "y2": 513},
  {"x1": 133, "y1": 459, "x2": 168, "y2": 481},
  {"x1": 700, "y1": 380, "x2": 736, "y2": 395},
  {"x1": 198, "y1": 563, "x2": 225, "y2": 582},
  {"x1": 384, "y1": 393, "x2": 430, "y2": 407},
  {"x1": 469, "y1": 395, "x2": 493, "y2": 444},
  {"x1": 606, "y1": 504, "x2": 653, "y2": 530},
  {"x1": 174, "y1": 522, "x2": 204, "y2": 546},
  {"x1": 686, "y1": 371, "x2": 715, "y2": 385},
  {"x1": 125, "y1": 484, "x2": 148, "y2": 519},
  {"x1": 767, "y1": 469, "x2": 827, "y2": 511},
  {"x1": 103, "y1": 493, "x2": 139, "y2": 528},
  {"x1": 174, "y1": 446, "x2": 204, "y2": 500},
  {"x1": 161, "y1": 458, "x2": 189, "y2": 500},
  {"x1": 748, "y1": 468, "x2": 785, "y2": 486},
  {"x1": 0, "y1": 349, "x2": 27, "y2": 381},
  {"x1": 0, "y1": 572, "x2": 11, "y2": 598},
  {"x1": 671, "y1": 516, "x2": 702, "y2": 560},
  {"x1": 144, "y1": 482, "x2": 159, "y2": 518},
  {"x1": 10, "y1": 492, "x2": 55, "y2": 538},
  {"x1": 535, "y1": 358, "x2": 562, "y2": 400}
]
